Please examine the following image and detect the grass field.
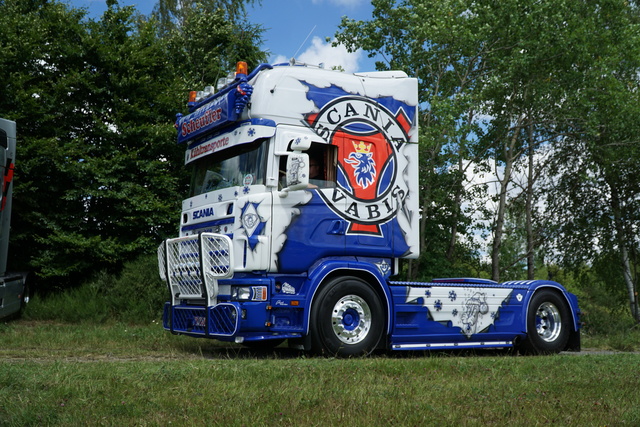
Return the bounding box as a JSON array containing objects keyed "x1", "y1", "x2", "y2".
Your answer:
[{"x1": 1, "y1": 320, "x2": 639, "y2": 426}]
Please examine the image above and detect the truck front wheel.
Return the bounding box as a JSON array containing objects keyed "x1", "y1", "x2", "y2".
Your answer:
[{"x1": 310, "y1": 276, "x2": 384, "y2": 357}]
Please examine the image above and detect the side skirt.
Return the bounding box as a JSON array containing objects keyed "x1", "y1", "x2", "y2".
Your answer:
[{"x1": 391, "y1": 340, "x2": 514, "y2": 351}]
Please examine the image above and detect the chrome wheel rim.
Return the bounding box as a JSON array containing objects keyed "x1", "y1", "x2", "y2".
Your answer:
[
  {"x1": 331, "y1": 295, "x2": 372, "y2": 344},
  {"x1": 535, "y1": 302, "x2": 562, "y2": 342}
]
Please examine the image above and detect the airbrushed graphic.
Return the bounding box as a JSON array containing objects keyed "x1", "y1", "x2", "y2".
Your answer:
[
  {"x1": 345, "y1": 141, "x2": 376, "y2": 189},
  {"x1": 406, "y1": 286, "x2": 513, "y2": 337},
  {"x1": 303, "y1": 92, "x2": 413, "y2": 235},
  {"x1": 239, "y1": 201, "x2": 265, "y2": 251}
]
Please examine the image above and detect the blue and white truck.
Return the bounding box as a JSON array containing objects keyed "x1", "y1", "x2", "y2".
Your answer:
[
  {"x1": 0, "y1": 118, "x2": 30, "y2": 320},
  {"x1": 157, "y1": 62, "x2": 580, "y2": 356}
]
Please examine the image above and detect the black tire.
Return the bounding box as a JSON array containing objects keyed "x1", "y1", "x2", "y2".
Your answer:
[
  {"x1": 520, "y1": 290, "x2": 571, "y2": 355},
  {"x1": 310, "y1": 276, "x2": 384, "y2": 357}
]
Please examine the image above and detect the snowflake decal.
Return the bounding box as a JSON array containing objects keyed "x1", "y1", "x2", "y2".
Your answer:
[
  {"x1": 449, "y1": 290, "x2": 457, "y2": 301},
  {"x1": 234, "y1": 191, "x2": 239, "y2": 197},
  {"x1": 218, "y1": 194, "x2": 223, "y2": 202},
  {"x1": 452, "y1": 309, "x2": 458, "y2": 317},
  {"x1": 247, "y1": 127, "x2": 256, "y2": 137},
  {"x1": 434, "y1": 299, "x2": 443, "y2": 311},
  {"x1": 375, "y1": 260, "x2": 391, "y2": 276},
  {"x1": 243, "y1": 186, "x2": 250, "y2": 194},
  {"x1": 425, "y1": 290, "x2": 431, "y2": 298}
]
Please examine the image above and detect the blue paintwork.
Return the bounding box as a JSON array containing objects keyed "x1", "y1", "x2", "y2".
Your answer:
[
  {"x1": 176, "y1": 64, "x2": 274, "y2": 145},
  {"x1": 276, "y1": 192, "x2": 411, "y2": 273},
  {"x1": 164, "y1": 267, "x2": 581, "y2": 352},
  {"x1": 508, "y1": 280, "x2": 582, "y2": 334}
]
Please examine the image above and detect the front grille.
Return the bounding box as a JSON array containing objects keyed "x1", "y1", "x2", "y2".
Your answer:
[
  {"x1": 164, "y1": 303, "x2": 239, "y2": 336},
  {"x1": 209, "y1": 304, "x2": 239, "y2": 335},
  {"x1": 200, "y1": 234, "x2": 233, "y2": 278}
]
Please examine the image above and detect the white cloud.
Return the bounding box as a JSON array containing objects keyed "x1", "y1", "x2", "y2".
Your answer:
[
  {"x1": 271, "y1": 54, "x2": 290, "y2": 65},
  {"x1": 274, "y1": 36, "x2": 361, "y2": 73},
  {"x1": 270, "y1": 37, "x2": 362, "y2": 73}
]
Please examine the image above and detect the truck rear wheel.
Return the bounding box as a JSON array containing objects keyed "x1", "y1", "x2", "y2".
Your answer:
[
  {"x1": 520, "y1": 289, "x2": 571, "y2": 355},
  {"x1": 310, "y1": 276, "x2": 384, "y2": 357}
]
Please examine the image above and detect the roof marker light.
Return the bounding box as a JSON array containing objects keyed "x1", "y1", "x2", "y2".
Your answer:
[
  {"x1": 188, "y1": 91, "x2": 197, "y2": 107},
  {"x1": 236, "y1": 61, "x2": 248, "y2": 77}
]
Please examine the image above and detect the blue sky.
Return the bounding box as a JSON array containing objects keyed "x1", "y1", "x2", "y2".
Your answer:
[{"x1": 66, "y1": 0, "x2": 380, "y2": 72}]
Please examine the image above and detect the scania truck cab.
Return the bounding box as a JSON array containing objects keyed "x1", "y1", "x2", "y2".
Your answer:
[{"x1": 158, "y1": 62, "x2": 580, "y2": 356}]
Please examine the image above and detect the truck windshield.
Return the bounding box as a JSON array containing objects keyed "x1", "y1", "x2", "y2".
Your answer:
[{"x1": 189, "y1": 139, "x2": 268, "y2": 197}]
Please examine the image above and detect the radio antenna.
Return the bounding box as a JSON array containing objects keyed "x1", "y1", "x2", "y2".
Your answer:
[{"x1": 291, "y1": 25, "x2": 317, "y2": 62}]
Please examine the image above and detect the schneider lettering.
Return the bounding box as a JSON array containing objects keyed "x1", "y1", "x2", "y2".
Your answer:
[{"x1": 182, "y1": 107, "x2": 223, "y2": 137}]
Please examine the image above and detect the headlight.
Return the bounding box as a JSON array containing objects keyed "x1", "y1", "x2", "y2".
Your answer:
[
  {"x1": 231, "y1": 286, "x2": 267, "y2": 301},
  {"x1": 231, "y1": 286, "x2": 251, "y2": 300}
]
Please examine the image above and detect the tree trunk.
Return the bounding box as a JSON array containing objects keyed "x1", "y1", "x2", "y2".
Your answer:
[
  {"x1": 609, "y1": 183, "x2": 640, "y2": 322},
  {"x1": 446, "y1": 154, "x2": 463, "y2": 261},
  {"x1": 446, "y1": 110, "x2": 474, "y2": 261},
  {"x1": 525, "y1": 124, "x2": 535, "y2": 280},
  {"x1": 491, "y1": 117, "x2": 523, "y2": 282}
]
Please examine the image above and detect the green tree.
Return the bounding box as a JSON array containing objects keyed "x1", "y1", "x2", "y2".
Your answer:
[
  {"x1": 0, "y1": 0, "x2": 186, "y2": 288},
  {"x1": 465, "y1": 0, "x2": 594, "y2": 282},
  {"x1": 0, "y1": 0, "x2": 267, "y2": 290},
  {"x1": 539, "y1": 0, "x2": 640, "y2": 322},
  {"x1": 543, "y1": 10, "x2": 640, "y2": 321},
  {"x1": 153, "y1": 0, "x2": 258, "y2": 36},
  {"x1": 164, "y1": 3, "x2": 266, "y2": 88}
]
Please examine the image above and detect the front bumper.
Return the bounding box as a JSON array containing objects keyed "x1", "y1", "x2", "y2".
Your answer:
[{"x1": 163, "y1": 302, "x2": 240, "y2": 336}]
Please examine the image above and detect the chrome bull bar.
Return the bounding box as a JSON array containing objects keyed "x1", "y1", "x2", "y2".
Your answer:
[{"x1": 158, "y1": 233, "x2": 233, "y2": 307}]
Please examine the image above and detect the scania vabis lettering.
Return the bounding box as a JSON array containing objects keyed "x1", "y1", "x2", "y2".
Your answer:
[{"x1": 157, "y1": 62, "x2": 580, "y2": 356}]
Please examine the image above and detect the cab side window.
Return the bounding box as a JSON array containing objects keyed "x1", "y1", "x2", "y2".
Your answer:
[
  {"x1": 279, "y1": 142, "x2": 337, "y2": 189},
  {"x1": 308, "y1": 143, "x2": 336, "y2": 188}
]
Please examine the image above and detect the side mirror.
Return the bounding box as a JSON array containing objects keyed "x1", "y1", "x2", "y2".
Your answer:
[
  {"x1": 282, "y1": 152, "x2": 309, "y2": 193},
  {"x1": 277, "y1": 129, "x2": 312, "y2": 152}
]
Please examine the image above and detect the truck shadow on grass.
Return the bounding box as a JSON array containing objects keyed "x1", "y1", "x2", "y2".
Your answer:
[{"x1": 169, "y1": 339, "x2": 526, "y2": 360}]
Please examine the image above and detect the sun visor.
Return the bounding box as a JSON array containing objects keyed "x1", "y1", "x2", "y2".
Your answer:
[{"x1": 184, "y1": 119, "x2": 275, "y2": 165}]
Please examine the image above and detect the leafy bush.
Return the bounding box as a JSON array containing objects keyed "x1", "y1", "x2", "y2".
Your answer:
[
  {"x1": 25, "y1": 282, "x2": 109, "y2": 323},
  {"x1": 95, "y1": 254, "x2": 168, "y2": 324},
  {"x1": 25, "y1": 254, "x2": 168, "y2": 324}
]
